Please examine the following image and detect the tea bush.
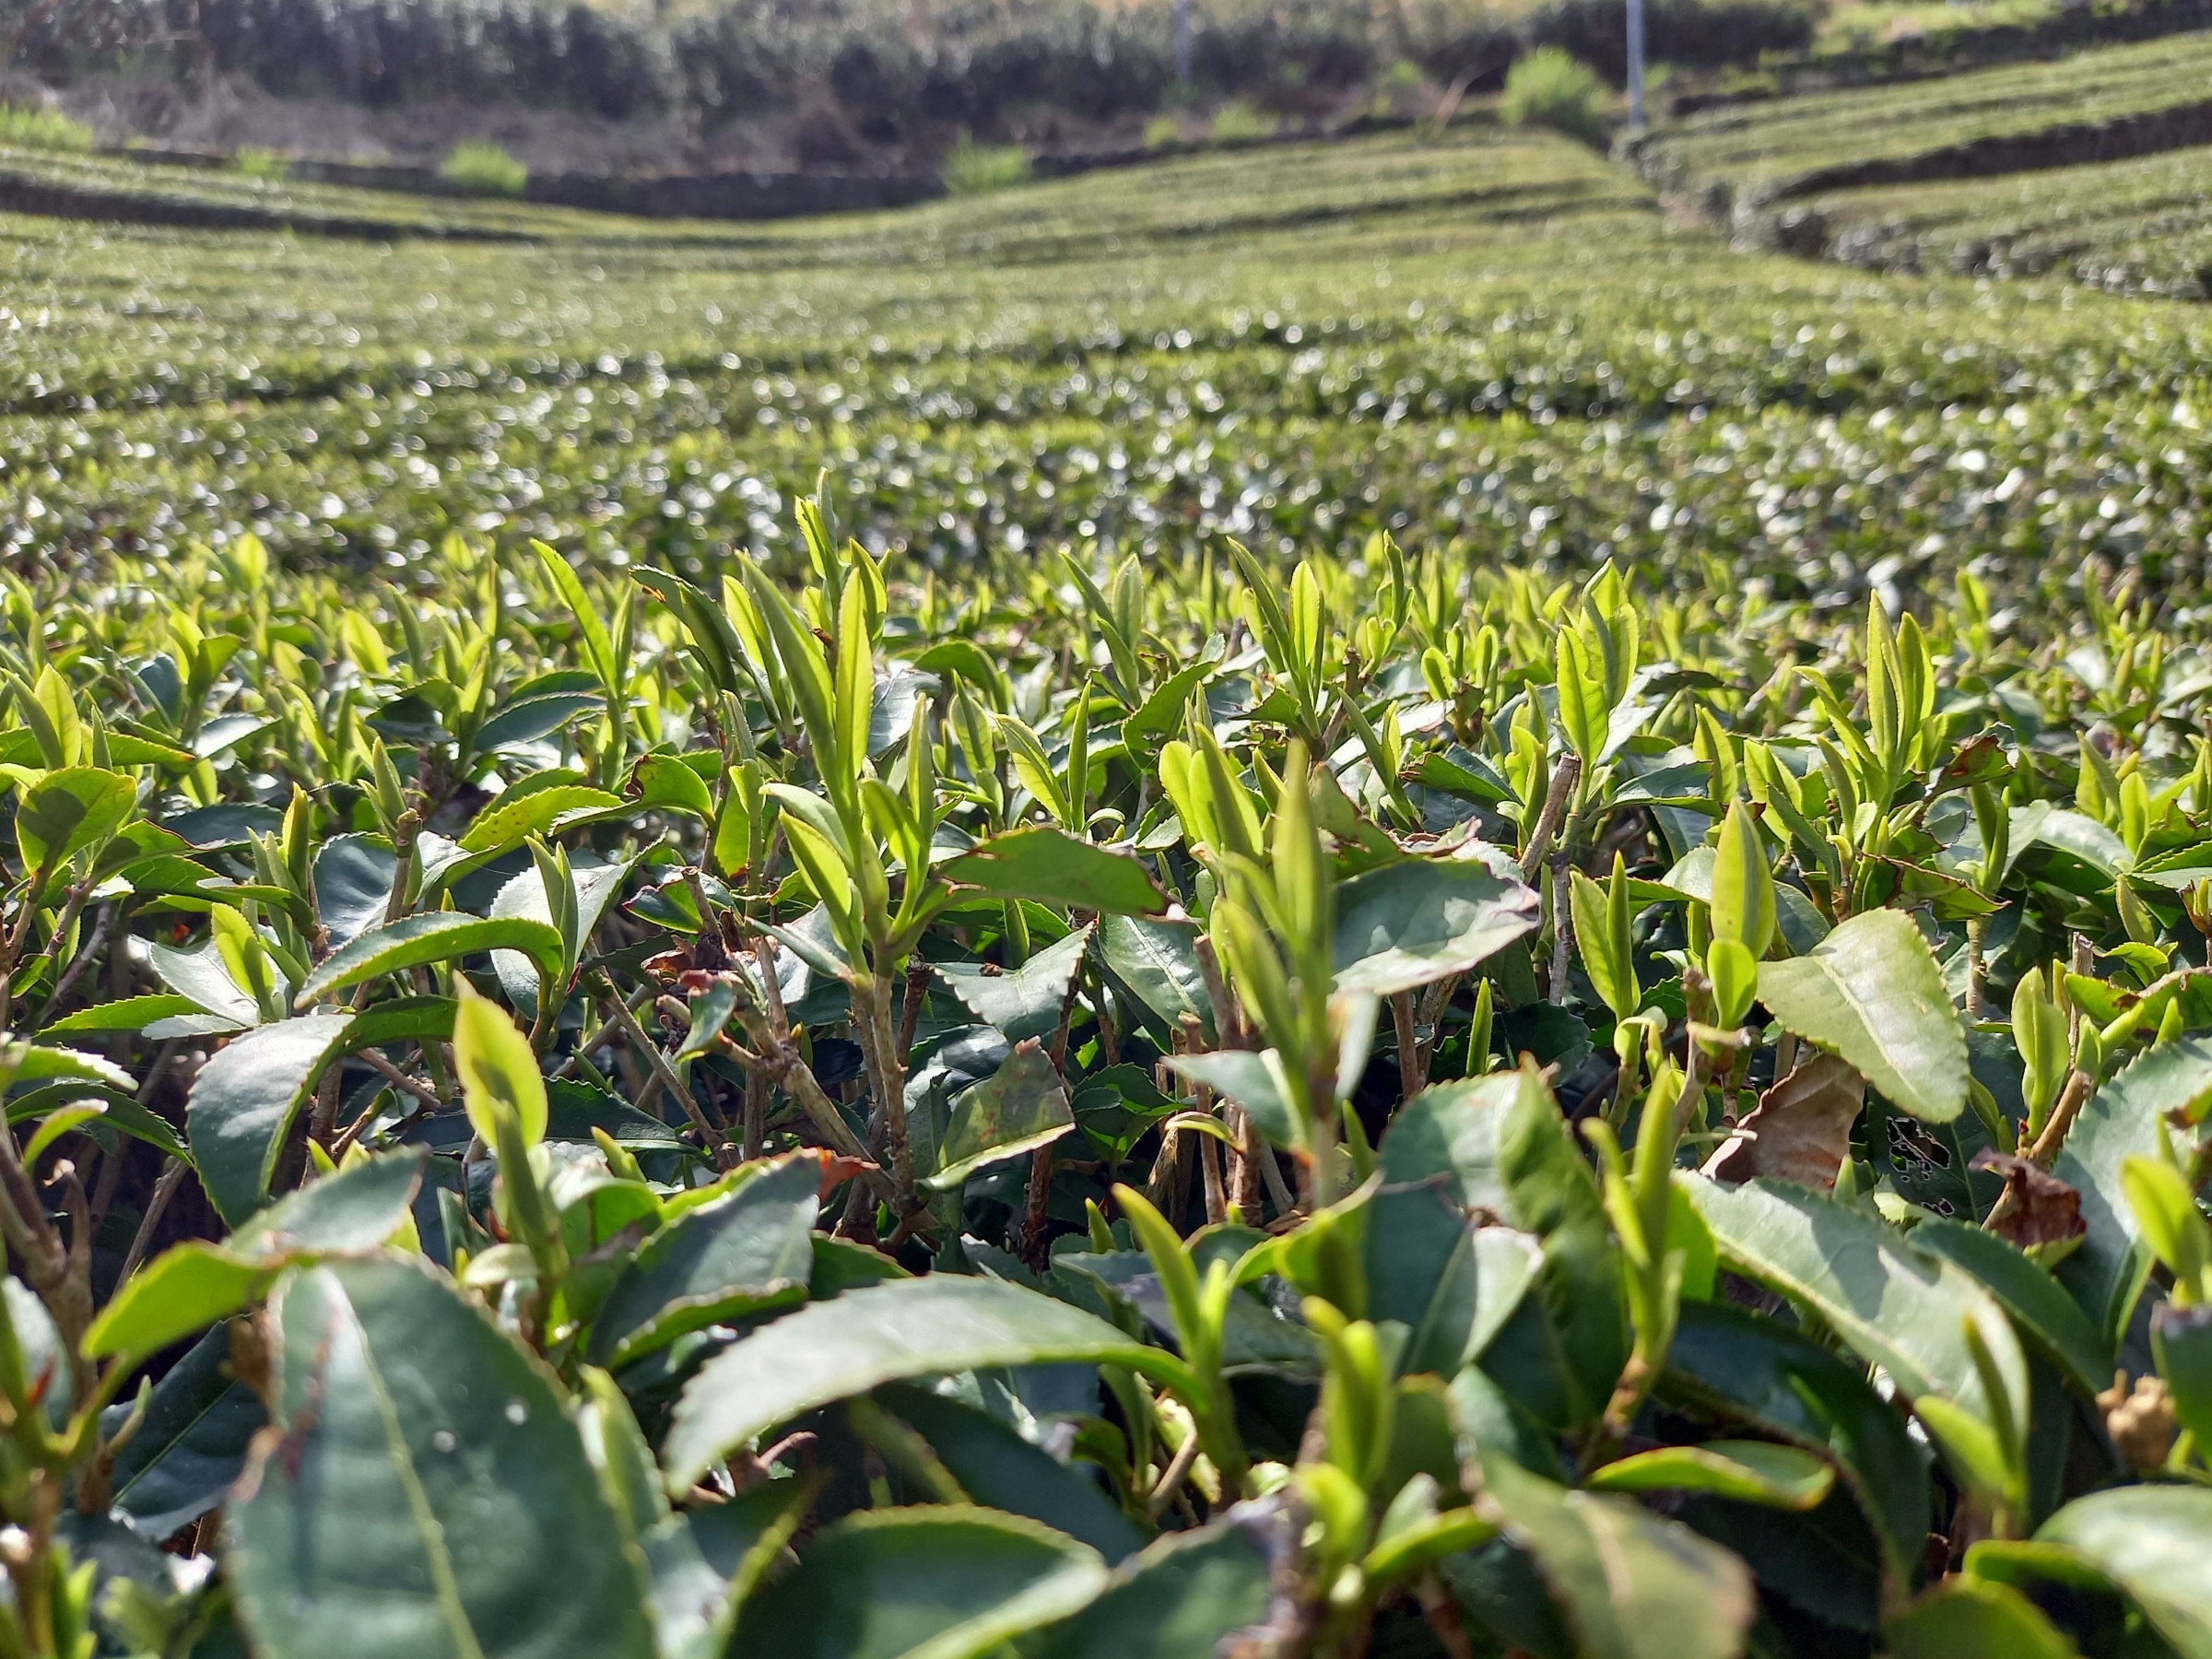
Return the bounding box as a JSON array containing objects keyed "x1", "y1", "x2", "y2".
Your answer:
[
  {"x1": 438, "y1": 138, "x2": 529, "y2": 197},
  {"x1": 941, "y1": 135, "x2": 1033, "y2": 194},
  {"x1": 0, "y1": 103, "x2": 92, "y2": 152},
  {"x1": 0, "y1": 471, "x2": 2202, "y2": 1657},
  {"x1": 229, "y1": 147, "x2": 289, "y2": 182},
  {"x1": 1501, "y1": 46, "x2": 1606, "y2": 142}
]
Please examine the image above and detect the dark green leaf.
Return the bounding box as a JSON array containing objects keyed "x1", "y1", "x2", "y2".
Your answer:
[
  {"x1": 186, "y1": 1014, "x2": 357, "y2": 1225},
  {"x1": 935, "y1": 924, "x2": 1092, "y2": 1042},
  {"x1": 663, "y1": 1276, "x2": 1184, "y2": 1493},
  {"x1": 874, "y1": 1382, "x2": 1144, "y2": 1562},
  {"x1": 314, "y1": 835, "x2": 399, "y2": 950},
  {"x1": 1472, "y1": 1070, "x2": 1629, "y2": 1436},
  {"x1": 1095, "y1": 913, "x2": 1212, "y2": 1045},
  {"x1": 1479, "y1": 1452, "x2": 1757, "y2": 1659},
  {"x1": 1029, "y1": 1519, "x2": 1281, "y2": 1659},
  {"x1": 1756, "y1": 909, "x2": 1966, "y2": 1124},
  {"x1": 1907, "y1": 1218, "x2": 2110, "y2": 1395},
  {"x1": 925, "y1": 1041, "x2": 1075, "y2": 1192},
  {"x1": 1332, "y1": 859, "x2": 1541, "y2": 996},
  {"x1": 227, "y1": 1256, "x2": 657, "y2": 1659},
  {"x1": 1684, "y1": 1176, "x2": 2028, "y2": 1442},
  {"x1": 1661, "y1": 1300, "x2": 1929, "y2": 1587},
  {"x1": 109, "y1": 1324, "x2": 265, "y2": 1540},
  {"x1": 295, "y1": 912, "x2": 565, "y2": 1006},
  {"x1": 588, "y1": 1154, "x2": 820, "y2": 1368},
  {"x1": 1164, "y1": 1050, "x2": 1298, "y2": 1151},
  {"x1": 729, "y1": 1506, "x2": 1108, "y2": 1659},
  {"x1": 943, "y1": 827, "x2": 1168, "y2": 917}
]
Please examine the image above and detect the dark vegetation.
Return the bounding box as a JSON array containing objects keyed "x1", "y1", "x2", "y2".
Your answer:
[{"x1": 6, "y1": 0, "x2": 1806, "y2": 157}]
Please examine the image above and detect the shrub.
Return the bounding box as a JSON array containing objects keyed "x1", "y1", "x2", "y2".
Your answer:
[
  {"x1": 1502, "y1": 45, "x2": 1607, "y2": 142},
  {"x1": 941, "y1": 133, "x2": 1031, "y2": 194},
  {"x1": 439, "y1": 139, "x2": 528, "y2": 197},
  {"x1": 1208, "y1": 97, "x2": 1278, "y2": 139},
  {"x1": 233, "y1": 147, "x2": 290, "y2": 182},
  {"x1": 0, "y1": 104, "x2": 93, "y2": 152},
  {"x1": 1142, "y1": 112, "x2": 1183, "y2": 147}
]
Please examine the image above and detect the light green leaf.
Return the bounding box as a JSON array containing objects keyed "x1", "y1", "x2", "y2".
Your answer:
[
  {"x1": 1332, "y1": 859, "x2": 1542, "y2": 997},
  {"x1": 2056, "y1": 1037, "x2": 2212, "y2": 1347},
  {"x1": 458, "y1": 783, "x2": 623, "y2": 854},
  {"x1": 631, "y1": 753, "x2": 713, "y2": 820},
  {"x1": 1886, "y1": 1579, "x2": 2079, "y2": 1659},
  {"x1": 730, "y1": 1507, "x2": 1108, "y2": 1659},
  {"x1": 1971, "y1": 1486, "x2": 2212, "y2": 1659},
  {"x1": 38, "y1": 994, "x2": 205, "y2": 1035},
  {"x1": 453, "y1": 982, "x2": 548, "y2": 1148},
  {"x1": 85, "y1": 1245, "x2": 271, "y2": 1372},
  {"x1": 14, "y1": 1042, "x2": 135, "y2": 1092},
  {"x1": 295, "y1": 912, "x2": 565, "y2": 1006},
  {"x1": 534, "y1": 543, "x2": 618, "y2": 688},
  {"x1": 227, "y1": 1256, "x2": 657, "y2": 1659},
  {"x1": 92, "y1": 1151, "x2": 429, "y2": 1367},
  {"x1": 663, "y1": 1275, "x2": 1186, "y2": 1493},
  {"x1": 1583, "y1": 1441, "x2": 1835, "y2": 1510},
  {"x1": 1756, "y1": 908, "x2": 1966, "y2": 1124},
  {"x1": 16, "y1": 766, "x2": 135, "y2": 876}
]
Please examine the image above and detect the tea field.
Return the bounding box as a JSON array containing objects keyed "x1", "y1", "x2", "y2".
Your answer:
[
  {"x1": 2, "y1": 43, "x2": 2212, "y2": 1659},
  {"x1": 10, "y1": 122, "x2": 2212, "y2": 618}
]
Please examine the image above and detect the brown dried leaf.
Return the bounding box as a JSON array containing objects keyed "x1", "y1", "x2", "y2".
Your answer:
[
  {"x1": 1700, "y1": 1052, "x2": 1865, "y2": 1192},
  {"x1": 1971, "y1": 1147, "x2": 2088, "y2": 1253}
]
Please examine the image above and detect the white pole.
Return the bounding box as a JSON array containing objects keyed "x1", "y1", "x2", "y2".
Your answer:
[{"x1": 1626, "y1": 0, "x2": 1647, "y2": 129}]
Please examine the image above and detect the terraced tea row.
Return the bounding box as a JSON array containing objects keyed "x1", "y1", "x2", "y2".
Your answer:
[
  {"x1": 1783, "y1": 143, "x2": 2212, "y2": 298},
  {"x1": 1634, "y1": 31, "x2": 2212, "y2": 211},
  {"x1": 9, "y1": 127, "x2": 2212, "y2": 616}
]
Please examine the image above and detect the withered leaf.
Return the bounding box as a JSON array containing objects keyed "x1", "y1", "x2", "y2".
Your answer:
[
  {"x1": 1971, "y1": 1147, "x2": 2087, "y2": 1254},
  {"x1": 1700, "y1": 1052, "x2": 1866, "y2": 1192}
]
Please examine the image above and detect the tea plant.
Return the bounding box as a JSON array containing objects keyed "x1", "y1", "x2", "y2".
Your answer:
[
  {"x1": 0, "y1": 486, "x2": 2198, "y2": 1659},
  {"x1": 0, "y1": 105, "x2": 91, "y2": 152},
  {"x1": 438, "y1": 140, "x2": 529, "y2": 198},
  {"x1": 941, "y1": 135, "x2": 1032, "y2": 195},
  {"x1": 1501, "y1": 47, "x2": 1606, "y2": 145}
]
